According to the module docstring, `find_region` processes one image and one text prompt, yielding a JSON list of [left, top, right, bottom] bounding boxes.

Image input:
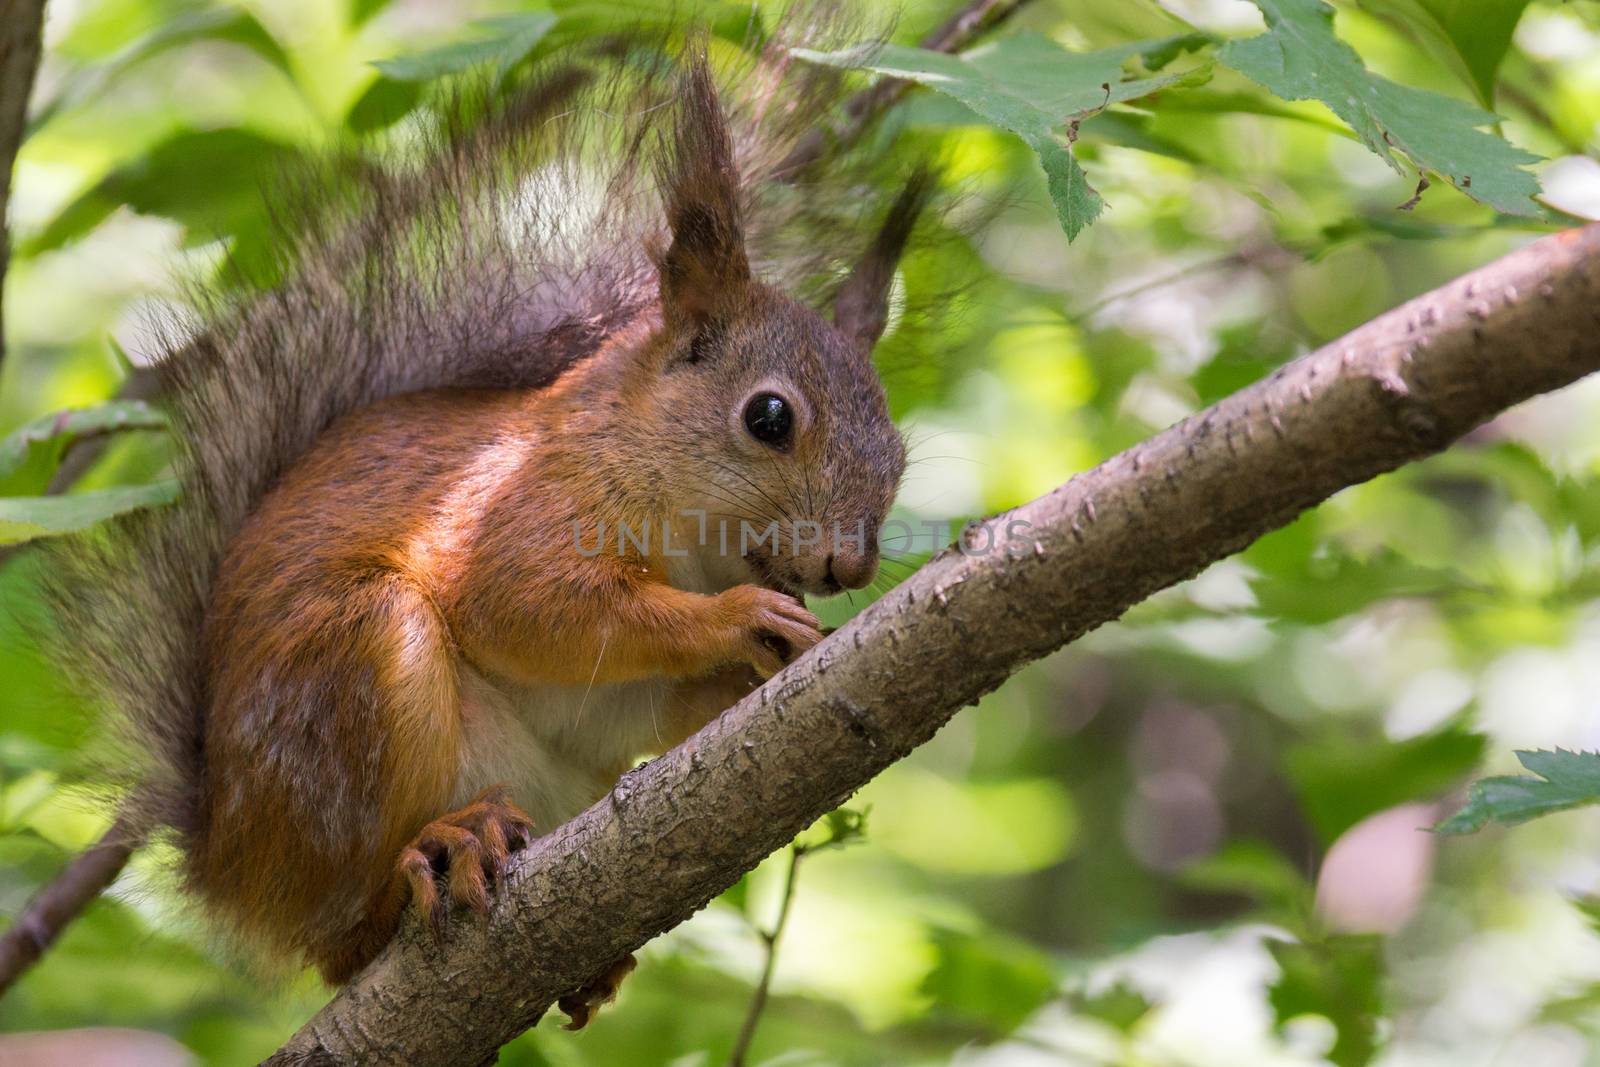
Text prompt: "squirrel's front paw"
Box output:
[[396, 785, 535, 936], [717, 585, 823, 677]]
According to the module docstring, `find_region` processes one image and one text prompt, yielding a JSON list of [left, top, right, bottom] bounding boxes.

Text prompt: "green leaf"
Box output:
[[0, 482, 180, 545], [1267, 934, 1385, 1067], [1220, 0, 1541, 216], [1436, 749, 1600, 834], [25, 128, 301, 255], [373, 13, 557, 82], [1179, 839, 1311, 913], [795, 806, 869, 853], [1250, 544, 1468, 624], [349, 0, 392, 29], [795, 33, 1211, 241], [1359, 0, 1531, 106], [1067, 981, 1154, 1033], [921, 925, 1058, 1032], [345, 76, 425, 134], [29, 8, 293, 136], [1286, 726, 1486, 845], [0, 401, 168, 495]]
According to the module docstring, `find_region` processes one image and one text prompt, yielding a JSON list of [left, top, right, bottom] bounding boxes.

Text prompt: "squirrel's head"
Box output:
[[621, 52, 922, 598]]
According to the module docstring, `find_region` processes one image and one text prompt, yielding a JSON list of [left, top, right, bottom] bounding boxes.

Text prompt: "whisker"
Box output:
[[702, 455, 792, 520], [575, 634, 608, 724], [696, 482, 775, 523], [694, 484, 775, 524]]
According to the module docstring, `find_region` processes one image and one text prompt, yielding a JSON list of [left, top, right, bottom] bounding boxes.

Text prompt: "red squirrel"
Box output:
[[33, 22, 924, 1028]]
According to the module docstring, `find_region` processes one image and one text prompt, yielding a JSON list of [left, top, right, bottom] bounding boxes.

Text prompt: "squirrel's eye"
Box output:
[[742, 393, 793, 448]]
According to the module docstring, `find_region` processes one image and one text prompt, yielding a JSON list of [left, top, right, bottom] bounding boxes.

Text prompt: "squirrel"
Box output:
[[22, 13, 928, 1029]]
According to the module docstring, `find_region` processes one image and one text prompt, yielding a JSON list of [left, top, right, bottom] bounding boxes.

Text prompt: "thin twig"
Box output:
[[0, 812, 143, 995], [727, 846, 805, 1067]]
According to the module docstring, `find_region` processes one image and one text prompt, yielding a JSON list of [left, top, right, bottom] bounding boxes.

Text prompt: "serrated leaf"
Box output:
[[1267, 934, 1385, 1067], [795, 33, 1211, 241], [1221, 0, 1541, 216], [0, 482, 180, 545], [373, 13, 557, 82], [1360, 0, 1531, 105], [1436, 749, 1600, 834], [0, 401, 169, 494]]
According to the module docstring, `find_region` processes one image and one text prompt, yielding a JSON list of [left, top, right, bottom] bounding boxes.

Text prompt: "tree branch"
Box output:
[[268, 225, 1600, 1065], [0, 814, 141, 994], [0, 0, 48, 372]]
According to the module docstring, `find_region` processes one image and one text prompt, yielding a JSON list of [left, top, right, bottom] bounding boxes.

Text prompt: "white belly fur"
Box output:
[[451, 551, 734, 832], [454, 662, 677, 832]]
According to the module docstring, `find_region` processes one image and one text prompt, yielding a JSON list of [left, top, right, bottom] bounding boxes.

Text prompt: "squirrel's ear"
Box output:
[[656, 49, 750, 329], [833, 167, 935, 355]]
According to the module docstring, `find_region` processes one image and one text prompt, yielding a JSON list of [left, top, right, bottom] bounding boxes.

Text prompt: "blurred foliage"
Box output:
[[3, 0, 1600, 1064]]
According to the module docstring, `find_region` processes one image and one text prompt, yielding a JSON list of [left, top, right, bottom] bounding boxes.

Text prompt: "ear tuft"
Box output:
[[656, 46, 750, 328], [833, 166, 936, 355]]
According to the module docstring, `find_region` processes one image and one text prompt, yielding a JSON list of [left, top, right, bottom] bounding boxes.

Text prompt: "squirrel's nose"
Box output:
[[827, 548, 878, 591]]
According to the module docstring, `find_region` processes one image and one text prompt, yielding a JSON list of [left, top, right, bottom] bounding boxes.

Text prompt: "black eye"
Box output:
[[742, 393, 793, 448]]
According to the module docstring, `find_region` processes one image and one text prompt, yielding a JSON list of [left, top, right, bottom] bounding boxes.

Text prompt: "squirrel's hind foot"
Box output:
[[397, 786, 536, 935], [558, 953, 638, 1030]]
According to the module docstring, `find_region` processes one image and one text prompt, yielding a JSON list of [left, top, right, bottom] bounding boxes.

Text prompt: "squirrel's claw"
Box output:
[[396, 786, 536, 936], [557, 953, 638, 1030]]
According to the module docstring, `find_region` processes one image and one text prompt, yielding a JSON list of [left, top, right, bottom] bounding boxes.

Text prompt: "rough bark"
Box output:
[[267, 225, 1600, 1065], [0, 0, 47, 371]]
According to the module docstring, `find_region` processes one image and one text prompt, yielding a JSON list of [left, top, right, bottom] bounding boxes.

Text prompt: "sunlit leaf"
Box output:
[[25, 128, 301, 255], [795, 34, 1212, 240], [862, 768, 1076, 875], [0, 482, 179, 545], [29, 8, 293, 135], [1436, 749, 1600, 834], [1221, 0, 1542, 215]]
